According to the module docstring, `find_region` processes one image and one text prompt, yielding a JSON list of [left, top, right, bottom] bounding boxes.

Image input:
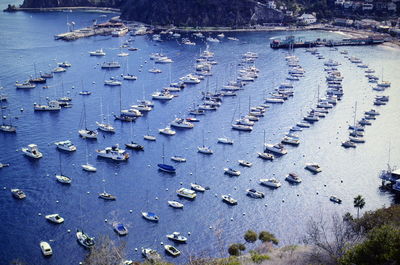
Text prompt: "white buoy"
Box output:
[[56, 200, 59, 203], [155, 197, 158, 200], [105, 219, 108, 222], [38, 213, 42, 216], [166, 188, 169, 191], [87, 191, 90, 194], [214, 194, 217, 197], [188, 232, 191, 235], [264, 204, 267, 207], [3, 187, 6, 190], [129, 210, 133, 213], [180, 182, 183, 185], [67, 229, 71, 233], [230, 218, 233, 221], [190, 172, 192, 175], [135, 248, 138, 251], [148, 164, 150, 167], [209, 226, 212, 229], [282, 199, 285, 202], [160, 242, 164, 245], [242, 213, 246, 215]]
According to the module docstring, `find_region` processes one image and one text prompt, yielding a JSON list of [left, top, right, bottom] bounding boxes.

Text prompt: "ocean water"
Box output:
[[1, 2, 400, 264]]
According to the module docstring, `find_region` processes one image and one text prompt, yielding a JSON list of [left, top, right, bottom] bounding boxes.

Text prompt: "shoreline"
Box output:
[[5, 6, 120, 13]]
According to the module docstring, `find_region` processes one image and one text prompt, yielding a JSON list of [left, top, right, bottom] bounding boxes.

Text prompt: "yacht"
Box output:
[[191, 183, 206, 192], [89, 49, 106, 56], [168, 200, 184, 208], [34, 100, 61, 111], [176, 188, 196, 199], [99, 192, 116, 200], [296, 122, 310, 128], [142, 248, 161, 262], [349, 135, 365, 143], [144, 135, 157, 141], [259, 178, 281, 188], [104, 79, 122, 86], [125, 141, 144, 151], [198, 146, 213, 154], [222, 194, 238, 205], [55, 140, 77, 152], [224, 168, 240, 176], [52, 66, 66, 73], [142, 212, 159, 222], [101, 61, 121, 69], [171, 156, 186, 162], [166, 232, 187, 243], [148, 68, 162, 73], [231, 123, 253, 131], [170, 118, 194, 129], [264, 143, 287, 155], [96, 145, 129, 161], [11, 189, 26, 199], [113, 223, 128, 236], [159, 127, 176, 136], [123, 74, 137, 80], [131, 104, 152, 112], [45, 214, 64, 224], [246, 189, 265, 199], [180, 74, 201, 84], [217, 137, 234, 144], [152, 91, 174, 100], [157, 163, 176, 173], [257, 152, 274, 160], [329, 196, 342, 204], [58, 61, 71, 68], [96, 122, 116, 133], [40, 241, 53, 256], [21, 144, 43, 159], [238, 160, 252, 167], [165, 245, 181, 256], [285, 172, 302, 183], [55, 174, 72, 184], [305, 163, 322, 173], [281, 135, 300, 146], [121, 108, 142, 117], [76, 230, 95, 248], [82, 163, 97, 172], [342, 140, 356, 148], [79, 129, 98, 139]]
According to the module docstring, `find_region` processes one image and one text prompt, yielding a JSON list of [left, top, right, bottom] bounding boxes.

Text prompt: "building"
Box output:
[[268, 0, 276, 9], [297, 14, 317, 24], [362, 3, 374, 11]]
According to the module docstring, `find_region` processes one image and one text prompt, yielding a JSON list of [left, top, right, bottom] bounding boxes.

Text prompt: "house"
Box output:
[[388, 2, 397, 11], [333, 18, 354, 26], [362, 3, 374, 11], [268, 0, 276, 9], [297, 13, 317, 24]]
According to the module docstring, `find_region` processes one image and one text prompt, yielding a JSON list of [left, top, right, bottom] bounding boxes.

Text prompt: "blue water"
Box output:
[[1, 2, 400, 264]]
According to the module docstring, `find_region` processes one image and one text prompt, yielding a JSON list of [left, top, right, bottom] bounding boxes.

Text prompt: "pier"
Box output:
[[54, 21, 127, 41]]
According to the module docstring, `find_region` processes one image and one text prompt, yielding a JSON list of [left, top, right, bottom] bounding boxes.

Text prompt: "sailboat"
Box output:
[[29, 63, 46, 84], [257, 130, 274, 160], [0, 103, 16, 133], [349, 102, 365, 144], [144, 119, 157, 141], [217, 125, 233, 144], [122, 57, 137, 80], [114, 86, 135, 122], [81, 141, 97, 172], [99, 179, 116, 200], [55, 153, 72, 184], [157, 144, 176, 173], [96, 98, 115, 133], [125, 122, 144, 150], [198, 130, 213, 154], [78, 101, 98, 139]]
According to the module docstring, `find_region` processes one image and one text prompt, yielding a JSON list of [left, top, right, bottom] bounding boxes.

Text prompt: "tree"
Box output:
[[354, 195, 366, 218], [244, 230, 257, 243], [258, 231, 279, 245], [82, 235, 126, 265], [228, 243, 246, 256]]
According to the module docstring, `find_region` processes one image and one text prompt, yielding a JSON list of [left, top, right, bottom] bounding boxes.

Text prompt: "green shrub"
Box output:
[[250, 251, 270, 263], [228, 243, 246, 256], [258, 231, 279, 245], [244, 230, 257, 243]]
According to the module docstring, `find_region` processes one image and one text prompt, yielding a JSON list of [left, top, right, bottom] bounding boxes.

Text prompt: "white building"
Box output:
[[362, 3, 374, 11], [298, 14, 317, 24], [268, 0, 276, 9]]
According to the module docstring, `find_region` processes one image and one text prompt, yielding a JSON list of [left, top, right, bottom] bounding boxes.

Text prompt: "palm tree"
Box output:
[[353, 195, 366, 218]]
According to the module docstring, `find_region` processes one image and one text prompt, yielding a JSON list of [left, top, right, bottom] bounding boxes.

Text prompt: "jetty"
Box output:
[[54, 21, 127, 41]]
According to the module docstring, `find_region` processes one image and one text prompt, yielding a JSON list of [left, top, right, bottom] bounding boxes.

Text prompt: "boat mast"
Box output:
[[59, 152, 63, 175]]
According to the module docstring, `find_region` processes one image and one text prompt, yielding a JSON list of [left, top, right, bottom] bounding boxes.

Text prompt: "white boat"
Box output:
[[58, 61, 71, 68], [231, 123, 253, 131], [180, 74, 201, 84], [121, 108, 142, 117], [218, 137, 234, 144], [34, 100, 61, 111], [15, 81, 36, 89], [265, 97, 284, 104], [89, 49, 106, 56], [104, 79, 122, 86], [227, 37, 239, 41], [45, 213, 64, 224], [171, 156, 186, 162], [349, 135, 365, 143], [99, 192, 116, 200], [259, 178, 281, 188], [52, 67, 66, 73], [257, 152, 274, 160], [152, 91, 174, 100], [117, 52, 129, 57], [79, 91, 91, 95], [76, 229, 95, 248], [285, 172, 302, 183], [168, 200, 184, 208], [224, 168, 240, 176], [238, 160, 252, 167], [40, 241, 52, 256], [101, 61, 121, 69], [142, 212, 159, 222], [198, 146, 213, 154], [191, 183, 206, 192], [125, 141, 144, 151], [305, 163, 322, 173], [148, 68, 162, 73], [79, 129, 98, 139], [142, 248, 161, 262], [330, 195, 342, 204], [144, 135, 157, 141], [170, 118, 194, 129], [113, 223, 128, 236], [166, 232, 187, 243], [246, 189, 265, 198], [53, 140, 76, 152], [296, 122, 310, 128], [342, 140, 356, 148], [21, 144, 42, 159], [159, 127, 176, 136], [55, 174, 72, 184], [176, 188, 196, 199], [206, 37, 220, 43], [131, 104, 152, 112], [221, 194, 238, 205], [123, 74, 137, 80], [155, 57, 173, 64], [96, 145, 129, 161], [164, 245, 181, 256], [11, 189, 26, 199], [82, 163, 97, 172], [96, 122, 116, 133], [281, 135, 300, 146]]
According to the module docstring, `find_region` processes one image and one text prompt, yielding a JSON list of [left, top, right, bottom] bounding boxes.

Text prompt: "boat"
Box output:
[[55, 140, 76, 152], [15, 81, 36, 89], [148, 68, 162, 73], [152, 91, 174, 100], [96, 121, 115, 133], [198, 146, 213, 154], [52, 67, 66, 73], [296, 122, 310, 128], [40, 72, 53, 79], [191, 183, 206, 192], [170, 118, 194, 129], [305, 163, 322, 173], [221, 194, 238, 205], [40, 241, 52, 256], [121, 108, 142, 117], [238, 160, 252, 167], [166, 232, 187, 243], [144, 135, 156, 141], [89, 49, 106, 56], [180, 74, 201, 84], [113, 223, 128, 236], [79, 91, 91, 95], [21, 144, 42, 159], [231, 123, 253, 131], [342, 140, 356, 148], [264, 143, 288, 155], [257, 152, 274, 160], [281, 135, 300, 146], [131, 104, 152, 112], [104, 79, 122, 86], [55, 174, 71, 184], [177, 188, 196, 199], [76, 229, 95, 248], [125, 141, 144, 151], [171, 156, 186, 162], [142, 212, 160, 222], [101, 61, 121, 69], [99, 192, 116, 200], [285, 172, 302, 183], [79, 102, 98, 139], [34, 100, 61, 111], [164, 245, 181, 256], [157, 144, 176, 173], [11, 189, 26, 199], [329, 196, 342, 204], [58, 61, 71, 68], [259, 178, 281, 188], [168, 200, 184, 208], [246, 189, 265, 199], [0, 163, 10, 168], [45, 213, 64, 224], [364, 109, 380, 116], [224, 168, 241, 176], [159, 126, 176, 136], [142, 248, 161, 262], [96, 145, 129, 161], [218, 137, 234, 145], [82, 163, 97, 172]]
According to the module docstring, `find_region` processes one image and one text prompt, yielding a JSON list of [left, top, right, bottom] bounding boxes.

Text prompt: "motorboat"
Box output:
[[297, 122, 310, 128], [122, 74, 137, 80], [121, 108, 142, 117], [222, 194, 238, 205], [55, 174, 72, 184], [58, 61, 71, 68], [104, 79, 122, 86], [79, 129, 98, 139], [281, 135, 300, 146], [257, 152, 274, 160], [142, 212, 159, 222], [330, 196, 342, 204], [142, 248, 161, 262], [290, 126, 303, 132], [96, 145, 129, 161], [305, 163, 322, 173], [52, 67, 66, 73], [131, 104, 152, 112], [152, 91, 174, 100], [76, 229, 95, 248], [155, 56, 173, 64], [148, 68, 162, 73], [168, 200, 184, 208], [0, 124, 16, 133], [170, 118, 194, 129], [264, 143, 287, 155], [180, 74, 201, 84], [198, 146, 213, 154], [246, 189, 265, 199], [40, 241, 52, 256], [166, 232, 187, 243], [117, 52, 129, 57], [0, 163, 10, 168], [238, 160, 252, 167], [342, 140, 356, 148], [113, 223, 128, 236], [349, 135, 365, 143], [259, 178, 281, 188], [191, 183, 206, 192], [159, 127, 176, 136], [82, 163, 97, 172], [157, 163, 176, 173], [224, 168, 241, 176], [285, 172, 302, 183], [21, 144, 43, 159], [34, 100, 61, 111], [55, 140, 77, 152], [231, 123, 253, 131], [164, 245, 181, 256], [79, 91, 91, 95], [101, 61, 121, 69], [218, 137, 234, 144], [89, 49, 106, 56], [11, 189, 26, 199], [189, 109, 205, 115], [99, 192, 116, 200], [171, 156, 186, 162], [40, 72, 53, 78], [125, 141, 144, 151], [176, 188, 196, 199], [364, 109, 380, 116], [15, 81, 36, 89], [45, 214, 64, 224]]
